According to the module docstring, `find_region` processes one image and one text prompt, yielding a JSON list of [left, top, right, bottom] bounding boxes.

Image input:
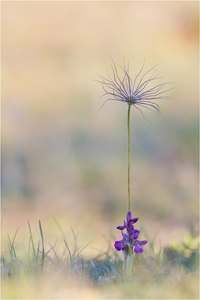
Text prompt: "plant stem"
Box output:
[[127, 103, 131, 211], [123, 249, 134, 279]]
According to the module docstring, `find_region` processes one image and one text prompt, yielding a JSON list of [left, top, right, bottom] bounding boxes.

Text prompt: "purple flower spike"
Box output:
[[114, 211, 148, 255]]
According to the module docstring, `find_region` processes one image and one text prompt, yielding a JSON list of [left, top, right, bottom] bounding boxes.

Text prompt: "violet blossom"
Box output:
[[114, 211, 148, 254]]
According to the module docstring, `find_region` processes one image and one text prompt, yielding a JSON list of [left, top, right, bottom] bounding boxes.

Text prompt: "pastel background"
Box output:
[[2, 1, 198, 299]]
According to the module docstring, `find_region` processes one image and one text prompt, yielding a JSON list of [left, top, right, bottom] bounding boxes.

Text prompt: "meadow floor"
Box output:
[[2, 216, 199, 299]]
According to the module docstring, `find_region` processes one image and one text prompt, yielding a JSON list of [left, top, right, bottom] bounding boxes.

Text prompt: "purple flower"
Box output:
[[134, 240, 148, 254], [114, 211, 148, 255], [117, 211, 138, 231], [114, 240, 126, 251]]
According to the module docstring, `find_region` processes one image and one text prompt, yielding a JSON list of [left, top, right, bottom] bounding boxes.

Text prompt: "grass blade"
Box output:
[[28, 221, 36, 257], [39, 220, 45, 269], [7, 229, 19, 258], [63, 239, 72, 267]]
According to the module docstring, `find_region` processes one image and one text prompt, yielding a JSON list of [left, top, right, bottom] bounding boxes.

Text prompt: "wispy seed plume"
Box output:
[[98, 59, 172, 115]]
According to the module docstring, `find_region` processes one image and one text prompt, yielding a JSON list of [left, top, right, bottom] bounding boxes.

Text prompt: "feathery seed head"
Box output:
[[98, 59, 172, 114]]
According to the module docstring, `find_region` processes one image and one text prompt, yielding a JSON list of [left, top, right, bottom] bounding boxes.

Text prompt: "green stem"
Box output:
[[127, 103, 131, 211], [123, 249, 134, 279]]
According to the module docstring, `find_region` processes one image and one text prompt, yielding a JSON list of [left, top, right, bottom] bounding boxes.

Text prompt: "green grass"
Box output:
[[1, 220, 199, 299]]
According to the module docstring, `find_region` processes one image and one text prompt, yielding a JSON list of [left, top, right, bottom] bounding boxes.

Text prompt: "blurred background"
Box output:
[[2, 1, 199, 255]]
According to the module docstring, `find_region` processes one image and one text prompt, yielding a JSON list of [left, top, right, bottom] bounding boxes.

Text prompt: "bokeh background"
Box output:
[[1, 1, 199, 298]]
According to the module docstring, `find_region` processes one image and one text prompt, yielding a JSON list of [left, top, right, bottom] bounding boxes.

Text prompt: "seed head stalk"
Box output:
[[127, 103, 131, 211], [98, 59, 171, 215]]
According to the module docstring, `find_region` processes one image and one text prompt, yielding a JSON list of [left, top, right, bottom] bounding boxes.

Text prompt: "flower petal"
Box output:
[[138, 240, 148, 246], [132, 229, 140, 239], [116, 225, 126, 230], [114, 240, 126, 251], [126, 211, 132, 222], [131, 217, 139, 224], [134, 245, 144, 254]]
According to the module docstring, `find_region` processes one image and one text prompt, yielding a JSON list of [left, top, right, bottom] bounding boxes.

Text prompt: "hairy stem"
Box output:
[[127, 103, 131, 211]]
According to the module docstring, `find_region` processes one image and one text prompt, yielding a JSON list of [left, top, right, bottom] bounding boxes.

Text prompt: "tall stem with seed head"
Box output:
[[127, 103, 131, 211]]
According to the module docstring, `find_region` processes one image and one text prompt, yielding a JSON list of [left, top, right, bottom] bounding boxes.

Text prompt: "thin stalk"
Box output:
[[28, 221, 36, 258], [127, 103, 131, 211], [123, 249, 134, 279], [39, 220, 45, 269]]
